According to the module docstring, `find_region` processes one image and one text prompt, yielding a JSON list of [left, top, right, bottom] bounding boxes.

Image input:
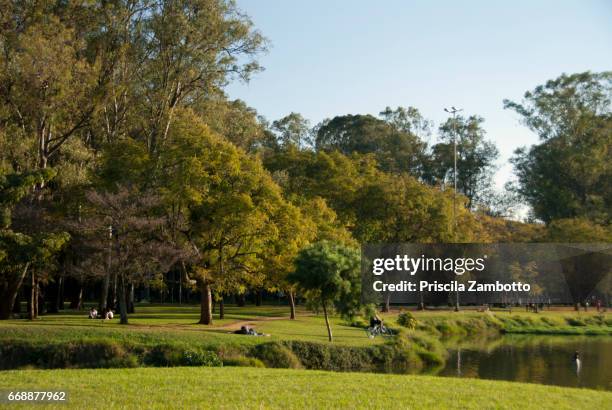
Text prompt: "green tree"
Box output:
[[315, 114, 427, 175], [159, 110, 284, 325], [271, 112, 312, 149], [504, 71, 611, 224], [423, 115, 499, 209], [0, 169, 69, 319], [289, 241, 361, 342]]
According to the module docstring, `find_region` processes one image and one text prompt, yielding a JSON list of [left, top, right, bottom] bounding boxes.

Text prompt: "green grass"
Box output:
[[0, 366, 610, 409], [384, 309, 612, 337], [0, 304, 384, 348], [0, 305, 609, 374]]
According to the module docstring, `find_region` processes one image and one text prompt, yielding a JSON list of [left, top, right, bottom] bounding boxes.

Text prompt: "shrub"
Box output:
[[0, 340, 137, 369], [223, 356, 265, 368], [251, 342, 302, 369], [566, 317, 586, 327], [144, 345, 221, 367], [181, 349, 223, 367], [396, 312, 418, 329], [283, 341, 373, 372]]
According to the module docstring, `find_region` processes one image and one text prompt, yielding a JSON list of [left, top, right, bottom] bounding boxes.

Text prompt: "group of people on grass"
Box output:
[[88, 307, 114, 320]]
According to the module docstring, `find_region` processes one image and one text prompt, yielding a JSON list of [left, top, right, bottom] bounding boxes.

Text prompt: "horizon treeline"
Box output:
[[1, 1, 610, 324]]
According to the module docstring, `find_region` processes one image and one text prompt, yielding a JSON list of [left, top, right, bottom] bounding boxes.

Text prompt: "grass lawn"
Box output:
[[0, 366, 610, 409], [0, 304, 386, 347]]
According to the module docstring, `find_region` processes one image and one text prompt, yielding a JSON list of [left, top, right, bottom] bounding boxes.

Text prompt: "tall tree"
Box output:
[[134, 0, 267, 155], [504, 72, 611, 224], [271, 112, 312, 149], [315, 114, 427, 175], [423, 115, 499, 209]]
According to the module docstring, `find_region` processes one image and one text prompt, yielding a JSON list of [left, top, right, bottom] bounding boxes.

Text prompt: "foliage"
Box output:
[[505, 71, 611, 224], [396, 312, 418, 330], [251, 342, 302, 369], [315, 113, 427, 175], [423, 115, 499, 209]]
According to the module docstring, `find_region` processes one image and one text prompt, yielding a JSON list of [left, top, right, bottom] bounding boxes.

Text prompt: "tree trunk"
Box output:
[[321, 299, 333, 342], [178, 269, 182, 305], [0, 263, 30, 320], [69, 284, 83, 310], [255, 290, 262, 306], [199, 281, 213, 325], [58, 275, 64, 310], [76, 285, 83, 310], [118, 273, 128, 324], [109, 272, 118, 309], [127, 283, 135, 313], [100, 272, 110, 311], [219, 296, 224, 320], [237, 293, 246, 307], [28, 271, 36, 320], [48, 276, 62, 313], [454, 289, 460, 312], [382, 293, 390, 312], [288, 290, 296, 320], [12, 292, 21, 314]]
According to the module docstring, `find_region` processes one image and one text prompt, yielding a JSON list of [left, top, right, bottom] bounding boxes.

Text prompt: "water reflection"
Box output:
[[438, 335, 612, 390]]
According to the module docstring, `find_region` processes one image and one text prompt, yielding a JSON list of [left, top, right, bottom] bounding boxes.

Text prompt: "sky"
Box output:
[[226, 0, 612, 189]]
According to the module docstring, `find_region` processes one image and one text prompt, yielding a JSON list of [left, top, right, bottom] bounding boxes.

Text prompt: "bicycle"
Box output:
[[365, 324, 392, 339]]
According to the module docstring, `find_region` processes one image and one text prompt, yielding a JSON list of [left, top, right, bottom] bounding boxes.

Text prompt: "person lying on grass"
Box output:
[[233, 325, 265, 336]]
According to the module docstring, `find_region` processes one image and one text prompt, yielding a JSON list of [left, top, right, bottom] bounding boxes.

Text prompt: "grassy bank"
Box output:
[[0, 305, 609, 372], [386, 310, 612, 337], [1, 366, 610, 409]]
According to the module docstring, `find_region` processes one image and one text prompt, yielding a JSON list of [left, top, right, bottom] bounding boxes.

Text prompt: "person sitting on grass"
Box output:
[[88, 307, 98, 319], [105, 309, 114, 320]]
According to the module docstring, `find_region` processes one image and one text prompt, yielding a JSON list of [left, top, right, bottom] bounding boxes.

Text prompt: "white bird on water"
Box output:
[[574, 351, 582, 376]]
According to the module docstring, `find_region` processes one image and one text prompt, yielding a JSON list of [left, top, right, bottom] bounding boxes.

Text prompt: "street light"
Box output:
[[443, 107, 463, 232], [444, 107, 463, 312]]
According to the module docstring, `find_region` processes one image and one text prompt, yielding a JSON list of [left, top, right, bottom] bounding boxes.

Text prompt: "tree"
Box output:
[[159, 110, 283, 325], [262, 202, 316, 319], [0, 9, 103, 175], [0, 169, 69, 319], [315, 114, 427, 175], [379, 106, 433, 141], [289, 241, 360, 342], [197, 99, 268, 152], [423, 115, 499, 209], [271, 112, 312, 149], [134, 0, 267, 155], [504, 71, 611, 224], [78, 187, 179, 324], [544, 218, 611, 242]]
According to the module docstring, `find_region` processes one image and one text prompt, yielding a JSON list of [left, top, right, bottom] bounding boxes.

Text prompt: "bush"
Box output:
[[223, 356, 265, 368], [251, 342, 302, 369], [0, 340, 137, 370], [144, 345, 222, 367], [396, 312, 418, 330], [566, 317, 586, 327], [283, 341, 373, 372], [181, 349, 223, 367]]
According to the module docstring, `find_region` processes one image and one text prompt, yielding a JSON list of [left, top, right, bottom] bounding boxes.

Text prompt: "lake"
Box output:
[[438, 335, 612, 390]]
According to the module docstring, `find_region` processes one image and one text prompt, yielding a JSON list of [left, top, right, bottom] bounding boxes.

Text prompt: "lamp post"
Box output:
[[444, 106, 463, 232], [444, 107, 462, 312]]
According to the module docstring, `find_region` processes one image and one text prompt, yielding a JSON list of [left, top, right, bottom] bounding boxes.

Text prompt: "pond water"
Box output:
[[438, 335, 612, 390]]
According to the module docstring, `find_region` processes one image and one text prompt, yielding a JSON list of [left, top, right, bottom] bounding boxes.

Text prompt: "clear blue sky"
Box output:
[[226, 0, 612, 188]]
